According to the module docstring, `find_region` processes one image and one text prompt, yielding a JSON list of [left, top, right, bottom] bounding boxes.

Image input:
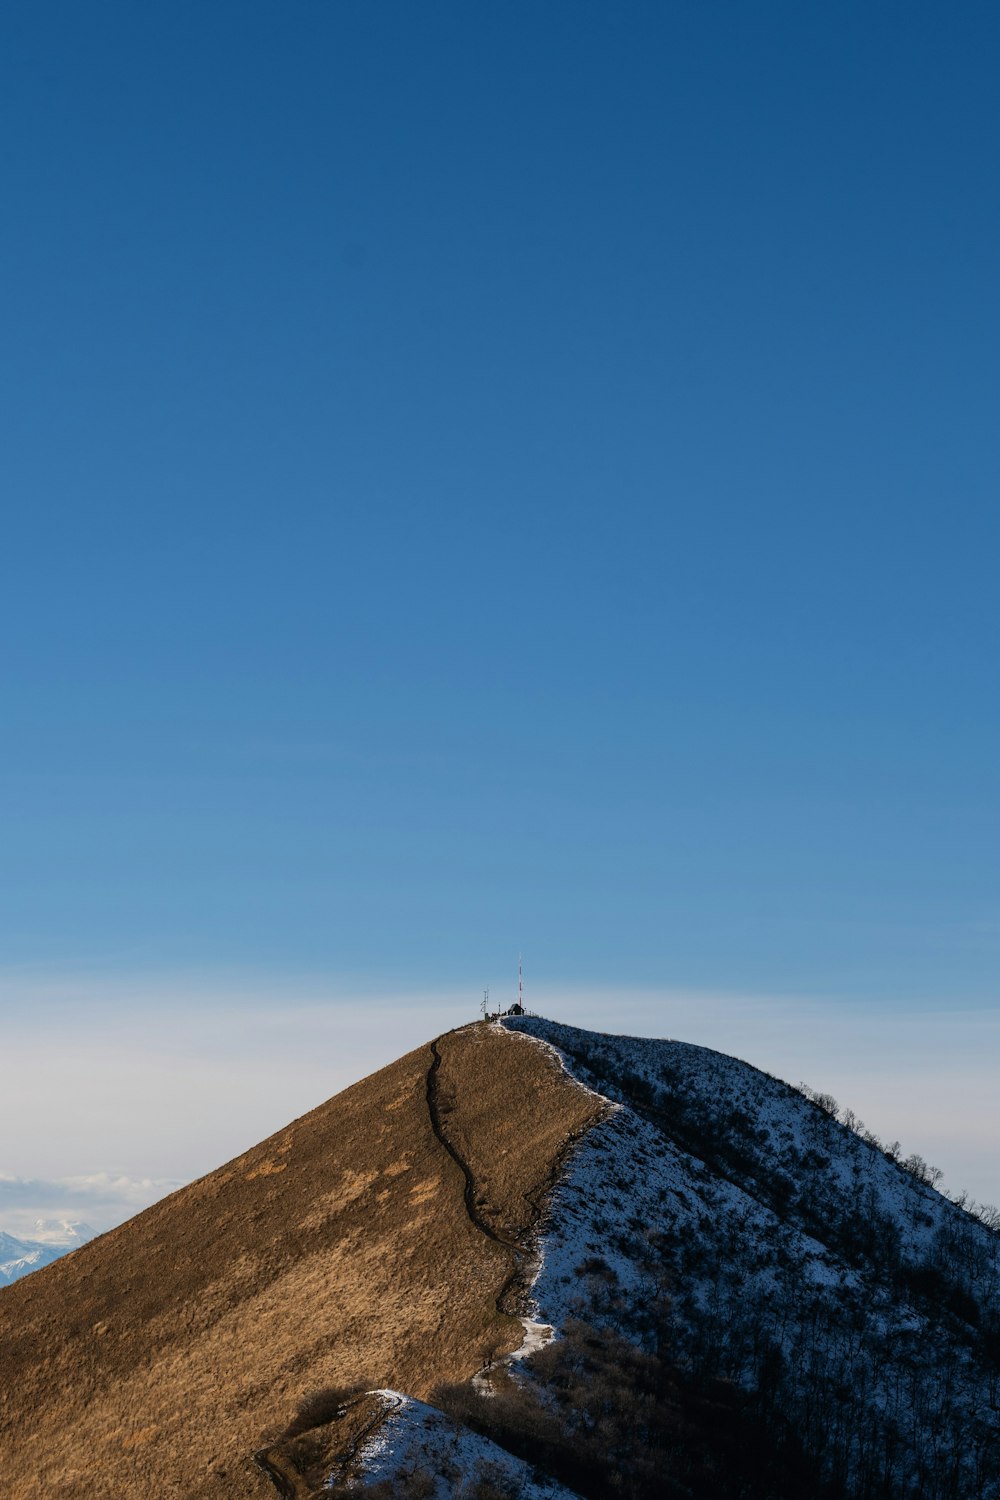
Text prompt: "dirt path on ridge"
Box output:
[[425, 1034, 528, 1318]]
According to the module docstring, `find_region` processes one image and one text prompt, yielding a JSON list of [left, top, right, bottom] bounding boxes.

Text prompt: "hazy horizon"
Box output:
[[2, 972, 996, 1236]]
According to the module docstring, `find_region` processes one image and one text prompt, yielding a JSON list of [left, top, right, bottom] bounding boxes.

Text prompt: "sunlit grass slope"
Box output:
[[0, 1025, 601, 1500]]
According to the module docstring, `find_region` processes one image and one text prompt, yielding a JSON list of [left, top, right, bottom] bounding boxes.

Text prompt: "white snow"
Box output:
[[29, 1218, 94, 1246], [348, 1016, 1000, 1497], [352, 1391, 577, 1498], [0, 1224, 94, 1286], [497, 1016, 1000, 1499], [511, 1317, 554, 1361]]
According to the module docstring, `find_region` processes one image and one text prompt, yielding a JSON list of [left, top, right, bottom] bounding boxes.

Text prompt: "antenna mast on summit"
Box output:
[[518, 954, 523, 1012]]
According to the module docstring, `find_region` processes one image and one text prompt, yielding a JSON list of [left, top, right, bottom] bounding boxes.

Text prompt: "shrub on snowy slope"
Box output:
[[432, 1317, 836, 1500], [503, 1017, 1000, 1500]]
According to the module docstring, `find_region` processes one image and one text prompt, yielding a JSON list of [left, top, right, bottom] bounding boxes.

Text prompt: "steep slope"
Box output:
[[343, 1390, 578, 1498], [353, 1018, 999, 1499], [0, 1025, 602, 1500], [8, 1016, 996, 1500], [488, 1017, 1000, 1500]]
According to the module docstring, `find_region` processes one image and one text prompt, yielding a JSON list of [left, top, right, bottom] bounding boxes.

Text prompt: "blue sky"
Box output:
[[1, 4, 998, 1221]]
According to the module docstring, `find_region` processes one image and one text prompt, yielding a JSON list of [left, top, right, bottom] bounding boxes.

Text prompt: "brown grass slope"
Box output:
[[0, 1024, 602, 1500]]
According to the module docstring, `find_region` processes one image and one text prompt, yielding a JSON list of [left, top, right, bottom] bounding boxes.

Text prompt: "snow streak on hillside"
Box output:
[[360, 1392, 578, 1499], [504, 1017, 1000, 1500]]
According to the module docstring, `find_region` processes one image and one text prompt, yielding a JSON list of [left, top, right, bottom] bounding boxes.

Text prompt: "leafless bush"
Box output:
[[284, 1383, 368, 1438], [797, 1083, 838, 1116], [465, 1467, 523, 1499], [902, 1152, 944, 1188], [345, 1466, 436, 1498]]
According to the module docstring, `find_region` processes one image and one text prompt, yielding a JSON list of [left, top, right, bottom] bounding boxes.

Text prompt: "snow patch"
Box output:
[[354, 1393, 577, 1498]]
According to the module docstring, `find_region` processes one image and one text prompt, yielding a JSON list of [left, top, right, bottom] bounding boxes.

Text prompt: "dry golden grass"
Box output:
[[0, 1023, 603, 1499], [436, 1025, 598, 1251]]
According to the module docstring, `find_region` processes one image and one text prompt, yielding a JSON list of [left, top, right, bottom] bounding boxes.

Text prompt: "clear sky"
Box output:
[[2, 4, 998, 1228]]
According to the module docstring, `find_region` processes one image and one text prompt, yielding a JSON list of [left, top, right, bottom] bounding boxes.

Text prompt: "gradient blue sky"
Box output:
[[2, 4, 998, 1222]]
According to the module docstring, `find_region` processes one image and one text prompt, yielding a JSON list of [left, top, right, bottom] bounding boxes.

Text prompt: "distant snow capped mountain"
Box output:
[[0, 1223, 94, 1285], [29, 1218, 95, 1247]]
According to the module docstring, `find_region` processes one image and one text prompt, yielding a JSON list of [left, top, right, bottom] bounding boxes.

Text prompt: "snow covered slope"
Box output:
[[502, 1017, 1000, 1500], [357, 1391, 578, 1499]]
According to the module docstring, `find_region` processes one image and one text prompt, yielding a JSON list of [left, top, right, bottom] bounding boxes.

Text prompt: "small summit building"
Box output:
[[482, 957, 526, 1020]]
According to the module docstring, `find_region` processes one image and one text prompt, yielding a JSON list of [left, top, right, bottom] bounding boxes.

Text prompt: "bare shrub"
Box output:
[[977, 1202, 1000, 1232], [284, 1383, 368, 1439], [467, 1466, 523, 1499], [342, 1466, 436, 1498], [431, 1317, 829, 1500]]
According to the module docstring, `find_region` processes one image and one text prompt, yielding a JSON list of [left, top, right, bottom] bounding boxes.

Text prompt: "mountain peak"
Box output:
[[0, 1024, 601, 1497], [29, 1219, 95, 1247], [2, 1018, 997, 1499]]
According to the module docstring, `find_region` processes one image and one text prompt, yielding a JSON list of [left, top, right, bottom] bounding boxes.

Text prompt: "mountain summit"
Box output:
[[0, 1023, 599, 1498], [1, 1019, 997, 1500]]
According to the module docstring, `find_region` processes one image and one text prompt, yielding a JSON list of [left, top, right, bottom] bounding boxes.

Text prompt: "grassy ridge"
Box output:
[[0, 1025, 601, 1499]]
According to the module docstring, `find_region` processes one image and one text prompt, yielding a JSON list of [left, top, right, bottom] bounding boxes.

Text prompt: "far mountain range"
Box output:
[[0, 1220, 94, 1286]]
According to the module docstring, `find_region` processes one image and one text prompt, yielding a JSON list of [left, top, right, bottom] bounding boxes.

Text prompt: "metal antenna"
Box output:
[[518, 954, 523, 1012], [482, 986, 490, 1020]]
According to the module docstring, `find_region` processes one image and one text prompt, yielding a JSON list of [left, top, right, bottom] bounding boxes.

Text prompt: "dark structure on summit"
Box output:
[[483, 957, 526, 1021]]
